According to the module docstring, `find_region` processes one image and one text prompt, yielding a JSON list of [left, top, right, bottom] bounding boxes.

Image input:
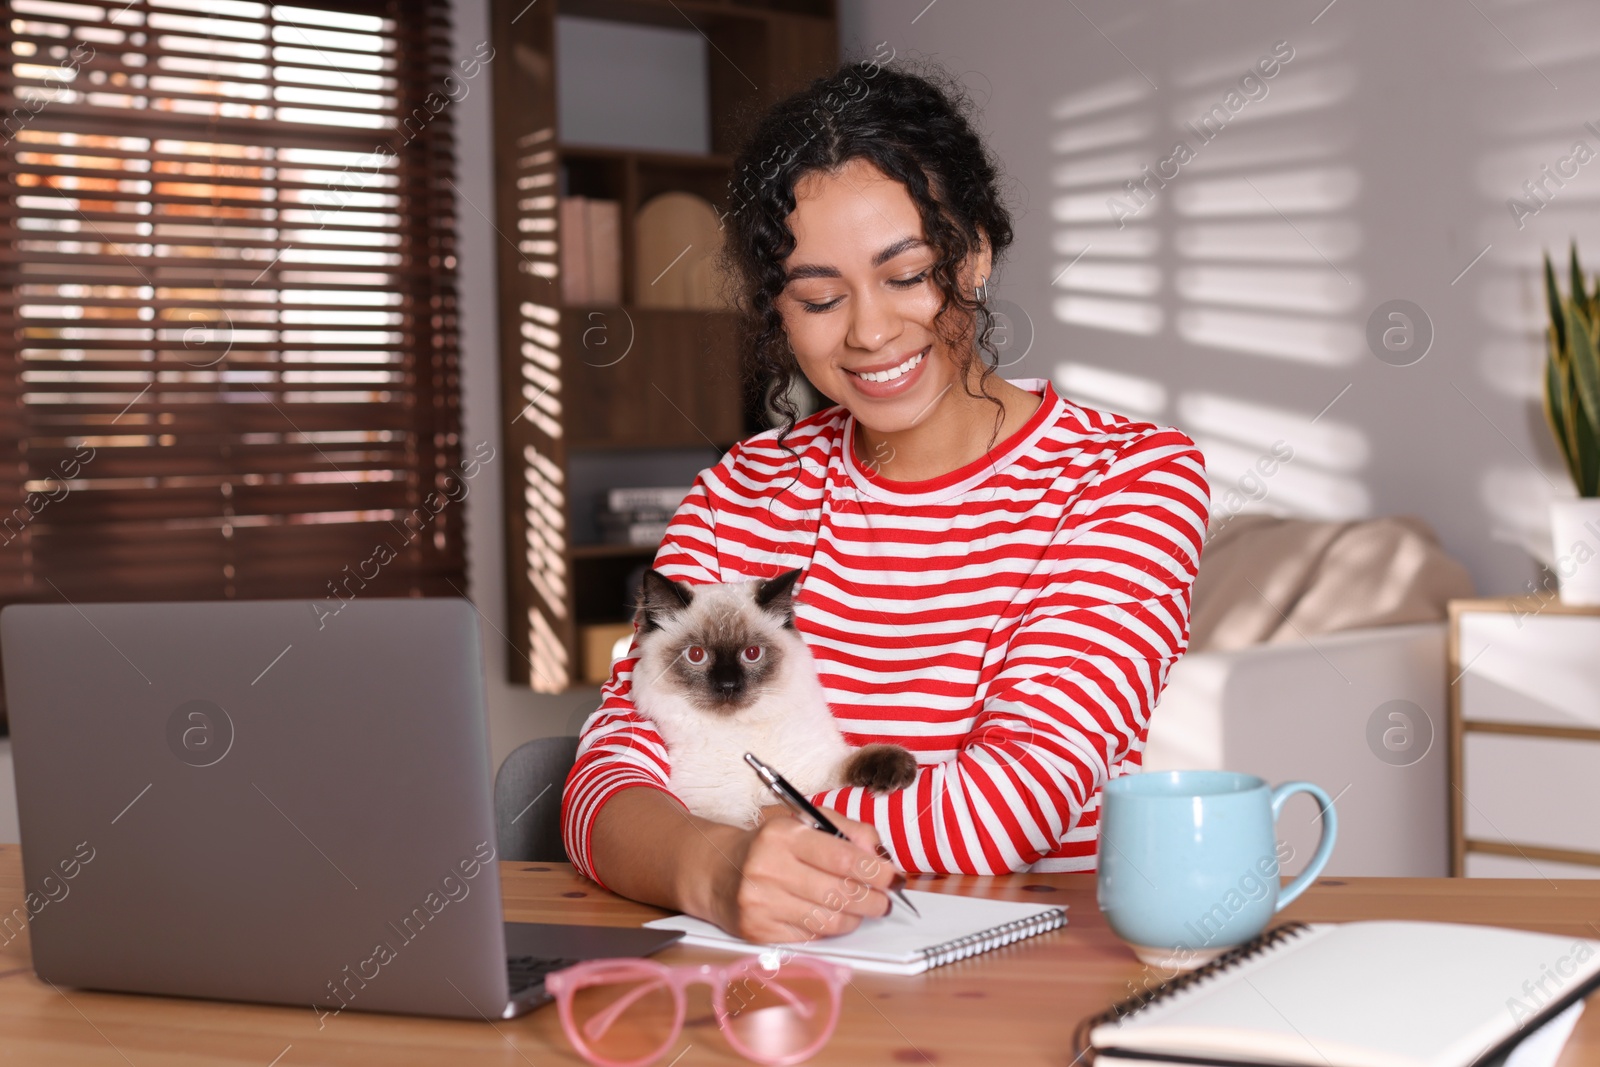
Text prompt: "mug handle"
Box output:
[[1269, 781, 1338, 911]]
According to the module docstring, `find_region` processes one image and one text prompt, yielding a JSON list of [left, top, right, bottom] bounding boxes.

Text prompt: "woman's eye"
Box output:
[[793, 272, 925, 313], [685, 646, 707, 665], [741, 645, 763, 663]]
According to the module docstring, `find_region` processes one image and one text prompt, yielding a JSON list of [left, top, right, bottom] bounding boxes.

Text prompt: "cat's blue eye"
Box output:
[[685, 645, 707, 665], [741, 645, 763, 663]]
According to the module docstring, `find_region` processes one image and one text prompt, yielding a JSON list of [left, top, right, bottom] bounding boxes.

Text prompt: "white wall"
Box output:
[[840, 0, 1600, 598], [453, 0, 1600, 771], [454, 0, 604, 773]]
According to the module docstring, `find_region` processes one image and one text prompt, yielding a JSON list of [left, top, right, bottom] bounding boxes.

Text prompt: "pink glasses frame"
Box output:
[[544, 954, 852, 1067]]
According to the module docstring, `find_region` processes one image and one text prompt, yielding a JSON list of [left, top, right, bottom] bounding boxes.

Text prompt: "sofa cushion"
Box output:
[[1187, 514, 1476, 653]]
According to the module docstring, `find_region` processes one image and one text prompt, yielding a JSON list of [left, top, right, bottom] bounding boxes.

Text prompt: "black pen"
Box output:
[[743, 752, 920, 918]]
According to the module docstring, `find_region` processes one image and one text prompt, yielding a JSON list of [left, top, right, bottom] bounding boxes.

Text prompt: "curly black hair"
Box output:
[[720, 59, 1015, 455]]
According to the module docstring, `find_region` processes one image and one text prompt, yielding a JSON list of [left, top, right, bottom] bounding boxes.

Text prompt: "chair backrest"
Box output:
[[494, 735, 581, 863]]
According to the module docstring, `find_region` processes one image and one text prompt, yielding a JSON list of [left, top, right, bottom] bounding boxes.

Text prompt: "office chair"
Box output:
[[494, 735, 581, 862]]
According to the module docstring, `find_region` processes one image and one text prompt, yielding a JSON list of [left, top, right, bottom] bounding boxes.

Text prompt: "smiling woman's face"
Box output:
[[776, 158, 990, 439]]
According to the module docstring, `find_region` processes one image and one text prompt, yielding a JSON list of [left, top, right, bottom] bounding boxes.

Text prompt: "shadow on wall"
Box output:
[[1470, 0, 1600, 569], [503, 123, 572, 690], [1047, 23, 1371, 530]]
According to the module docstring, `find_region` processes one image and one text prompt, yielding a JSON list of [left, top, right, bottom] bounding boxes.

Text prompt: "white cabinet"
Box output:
[[1451, 600, 1600, 878]]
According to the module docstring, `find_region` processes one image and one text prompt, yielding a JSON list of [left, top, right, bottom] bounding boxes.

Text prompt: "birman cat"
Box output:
[[630, 568, 918, 828]]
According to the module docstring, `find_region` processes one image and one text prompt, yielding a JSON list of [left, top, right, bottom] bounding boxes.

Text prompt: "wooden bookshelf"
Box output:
[[488, 0, 838, 691]]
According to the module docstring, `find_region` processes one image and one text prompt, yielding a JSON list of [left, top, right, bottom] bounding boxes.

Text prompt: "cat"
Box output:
[[629, 567, 918, 829]]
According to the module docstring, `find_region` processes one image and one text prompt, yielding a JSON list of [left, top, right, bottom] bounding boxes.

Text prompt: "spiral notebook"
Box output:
[[642, 890, 1066, 976], [1077, 921, 1600, 1067]]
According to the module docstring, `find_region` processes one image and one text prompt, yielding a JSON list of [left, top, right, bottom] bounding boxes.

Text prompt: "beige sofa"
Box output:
[[1143, 622, 1449, 876], [1142, 514, 1474, 878]]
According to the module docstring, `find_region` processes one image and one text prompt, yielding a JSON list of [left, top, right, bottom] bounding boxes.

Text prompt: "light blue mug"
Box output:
[[1097, 770, 1337, 971]]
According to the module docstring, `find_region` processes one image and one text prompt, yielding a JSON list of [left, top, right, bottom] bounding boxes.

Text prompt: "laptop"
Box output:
[[1, 598, 680, 1021]]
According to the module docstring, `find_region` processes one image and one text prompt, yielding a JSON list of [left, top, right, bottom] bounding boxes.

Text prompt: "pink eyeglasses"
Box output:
[[544, 954, 851, 1067]]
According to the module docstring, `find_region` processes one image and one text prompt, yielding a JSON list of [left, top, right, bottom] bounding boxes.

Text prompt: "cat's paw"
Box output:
[[842, 744, 918, 792]]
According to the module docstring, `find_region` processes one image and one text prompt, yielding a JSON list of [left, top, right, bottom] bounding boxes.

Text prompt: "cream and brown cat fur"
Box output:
[[630, 568, 917, 828]]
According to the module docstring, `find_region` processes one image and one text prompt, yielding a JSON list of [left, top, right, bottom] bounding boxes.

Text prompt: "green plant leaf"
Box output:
[[1584, 438, 1600, 497], [1561, 308, 1600, 502], [1567, 301, 1600, 433], [1546, 344, 1582, 489], [1560, 351, 1594, 494], [1574, 398, 1600, 499], [1576, 380, 1600, 496], [1545, 251, 1566, 354], [1572, 242, 1589, 327]]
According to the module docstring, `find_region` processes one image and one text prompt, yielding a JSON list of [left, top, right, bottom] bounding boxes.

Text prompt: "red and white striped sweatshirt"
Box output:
[[561, 378, 1209, 879]]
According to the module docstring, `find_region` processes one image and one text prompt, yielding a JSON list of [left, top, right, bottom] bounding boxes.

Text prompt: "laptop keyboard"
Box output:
[[507, 955, 579, 996]]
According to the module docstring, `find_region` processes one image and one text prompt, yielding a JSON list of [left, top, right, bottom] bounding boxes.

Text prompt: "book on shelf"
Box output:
[[605, 486, 692, 513], [558, 196, 622, 305], [558, 197, 590, 304], [596, 516, 670, 547], [593, 486, 691, 546], [597, 504, 675, 524], [587, 199, 621, 304]]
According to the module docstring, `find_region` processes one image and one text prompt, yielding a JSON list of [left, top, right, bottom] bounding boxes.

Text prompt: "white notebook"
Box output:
[[1085, 921, 1600, 1067], [643, 889, 1066, 976]]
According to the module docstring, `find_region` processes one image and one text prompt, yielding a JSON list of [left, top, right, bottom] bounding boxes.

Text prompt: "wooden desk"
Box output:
[[2, 844, 1597, 1065]]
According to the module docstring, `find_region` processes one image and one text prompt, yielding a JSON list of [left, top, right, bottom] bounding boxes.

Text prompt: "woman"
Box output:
[[560, 63, 1208, 943]]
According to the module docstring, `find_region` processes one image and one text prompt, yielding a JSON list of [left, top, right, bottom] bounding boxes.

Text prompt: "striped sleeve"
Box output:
[[559, 452, 732, 884], [815, 434, 1210, 874]]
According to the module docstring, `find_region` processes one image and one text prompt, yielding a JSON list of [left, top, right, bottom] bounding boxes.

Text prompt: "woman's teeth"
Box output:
[[853, 349, 924, 383]]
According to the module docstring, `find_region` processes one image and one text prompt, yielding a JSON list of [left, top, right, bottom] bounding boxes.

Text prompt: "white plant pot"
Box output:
[[1550, 498, 1600, 605]]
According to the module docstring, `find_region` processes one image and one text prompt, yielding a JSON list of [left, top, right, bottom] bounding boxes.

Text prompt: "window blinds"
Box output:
[[0, 0, 466, 629]]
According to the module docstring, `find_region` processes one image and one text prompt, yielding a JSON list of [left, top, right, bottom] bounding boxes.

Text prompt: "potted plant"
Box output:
[[1543, 244, 1600, 603]]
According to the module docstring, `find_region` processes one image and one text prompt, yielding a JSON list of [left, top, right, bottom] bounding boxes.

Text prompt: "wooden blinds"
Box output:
[[0, 0, 466, 618]]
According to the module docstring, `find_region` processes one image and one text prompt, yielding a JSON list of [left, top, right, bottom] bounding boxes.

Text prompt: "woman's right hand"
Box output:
[[707, 807, 898, 943], [588, 788, 901, 944]]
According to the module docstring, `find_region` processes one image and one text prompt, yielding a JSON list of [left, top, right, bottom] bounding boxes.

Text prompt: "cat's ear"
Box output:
[[637, 570, 694, 632], [754, 568, 802, 626]]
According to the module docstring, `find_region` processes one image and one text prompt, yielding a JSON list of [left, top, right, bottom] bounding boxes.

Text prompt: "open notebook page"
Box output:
[[1093, 922, 1600, 1067], [644, 889, 1066, 976]]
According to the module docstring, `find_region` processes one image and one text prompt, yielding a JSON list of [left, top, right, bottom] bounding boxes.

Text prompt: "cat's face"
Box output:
[[634, 569, 801, 714]]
